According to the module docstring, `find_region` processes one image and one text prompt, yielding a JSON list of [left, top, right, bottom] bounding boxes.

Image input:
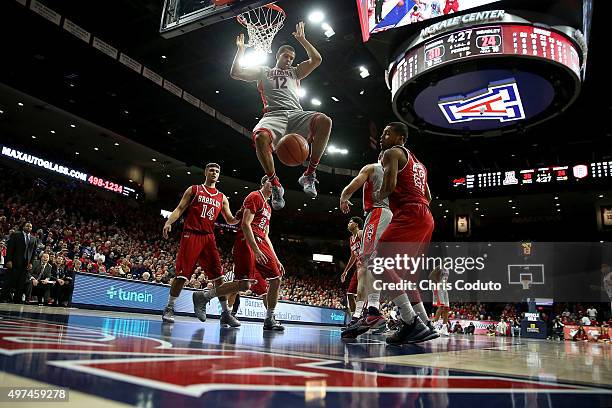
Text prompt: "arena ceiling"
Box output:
[[0, 0, 610, 219]]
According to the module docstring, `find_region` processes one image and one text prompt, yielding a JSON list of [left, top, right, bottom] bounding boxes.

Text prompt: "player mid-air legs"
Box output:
[[230, 22, 332, 210]]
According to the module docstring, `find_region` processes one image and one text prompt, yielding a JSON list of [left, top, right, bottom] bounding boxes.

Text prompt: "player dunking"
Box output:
[[340, 216, 363, 326], [376, 122, 439, 344], [162, 163, 248, 327], [339, 156, 393, 338], [232, 176, 285, 330], [230, 22, 333, 210]]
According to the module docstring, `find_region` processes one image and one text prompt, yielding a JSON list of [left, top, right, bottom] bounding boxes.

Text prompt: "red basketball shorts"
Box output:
[[233, 232, 281, 295], [377, 203, 434, 284], [347, 269, 359, 295], [175, 231, 223, 281]]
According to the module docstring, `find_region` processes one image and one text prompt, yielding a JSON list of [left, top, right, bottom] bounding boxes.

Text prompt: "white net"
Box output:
[[237, 4, 285, 54], [520, 279, 531, 290]]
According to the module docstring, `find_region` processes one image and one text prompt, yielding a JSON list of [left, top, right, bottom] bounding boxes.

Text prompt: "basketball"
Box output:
[[276, 133, 309, 167]]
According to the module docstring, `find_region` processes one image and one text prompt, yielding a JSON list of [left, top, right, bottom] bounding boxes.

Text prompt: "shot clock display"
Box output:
[[1, 145, 138, 199], [452, 161, 612, 191], [391, 24, 581, 98]]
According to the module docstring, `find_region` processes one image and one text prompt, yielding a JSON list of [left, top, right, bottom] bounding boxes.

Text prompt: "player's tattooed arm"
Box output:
[[163, 187, 193, 239], [221, 195, 239, 225], [376, 148, 402, 201], [230, 33, 264, 82], [340, 164, 372, 214], [294, 22, 322, 80]]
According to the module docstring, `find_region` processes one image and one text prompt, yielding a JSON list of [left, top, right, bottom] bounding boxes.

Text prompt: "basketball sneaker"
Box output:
[[162, 306, 175, 323], [220, 310, 241, 328], [298, 173, 318, 198], [263, 315, 285, 331], [271, 184, 285, 210], [341, 309, 387, 339], [192, 291, 210, 322], [425, 320, 441, 340], [341, 316, 360, 332], [385, 316, 436, 345]]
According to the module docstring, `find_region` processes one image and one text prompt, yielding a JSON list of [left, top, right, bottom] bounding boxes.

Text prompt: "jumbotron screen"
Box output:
[[357, 0, 502, 42]]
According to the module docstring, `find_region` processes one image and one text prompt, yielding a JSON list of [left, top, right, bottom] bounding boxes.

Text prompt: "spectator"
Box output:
[[586, 306, 597, 322], [29, 252, 55, 305], [464, 322, 475, 335], [452, 321, 463, 334], [141, 271, 151, 282], [496, 319, 508, 336], [580, 314, 591, 326], [2, 221, 38, 303]]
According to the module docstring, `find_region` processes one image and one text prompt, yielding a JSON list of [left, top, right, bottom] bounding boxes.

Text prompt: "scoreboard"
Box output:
[[391, 24, 581, 99], [452, 161, 612, 190]]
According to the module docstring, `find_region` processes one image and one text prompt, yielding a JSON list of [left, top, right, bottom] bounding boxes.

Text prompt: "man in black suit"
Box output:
[[27, 252, 55, 305], [2, 222, 38, 303]]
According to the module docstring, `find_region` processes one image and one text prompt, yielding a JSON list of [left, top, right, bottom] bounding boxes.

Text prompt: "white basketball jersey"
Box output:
[[362, 163, 390, 212], [257, 66, 302, 113]]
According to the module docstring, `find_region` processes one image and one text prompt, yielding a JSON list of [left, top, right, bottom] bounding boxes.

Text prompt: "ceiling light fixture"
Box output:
[[311, 98, 322, 106], [308, 10, 325, 23], [327, 145, 348, 155], [94, 147, 99, 151], [331, 96, 339, 102], [31, 135, 36, 139], [17, 102, 24, 107], [152, 158, 157, 162], [359, 66, 370, 78], [70, 124, 76, 128]]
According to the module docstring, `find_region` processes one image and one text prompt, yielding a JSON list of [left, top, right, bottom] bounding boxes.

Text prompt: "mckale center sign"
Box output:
[[72, 273, 346, 326]]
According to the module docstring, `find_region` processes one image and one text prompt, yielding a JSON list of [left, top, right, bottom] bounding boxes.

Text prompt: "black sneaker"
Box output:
[[263, 315, 285, 331], [341, 316, 359, 331], [424, 320, 441, 341], [385, 316, 434, 345]]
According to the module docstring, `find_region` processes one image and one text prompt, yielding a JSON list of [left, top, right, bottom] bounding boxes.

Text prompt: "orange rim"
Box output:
[[237, 3, 286, 28]]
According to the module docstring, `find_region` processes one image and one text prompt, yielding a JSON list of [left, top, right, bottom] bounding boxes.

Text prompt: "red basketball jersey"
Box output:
[[236, 191, 271, 239], [389, 146, 429, 212], [349, 233, 361, 258], [183, 185, 224, 234]]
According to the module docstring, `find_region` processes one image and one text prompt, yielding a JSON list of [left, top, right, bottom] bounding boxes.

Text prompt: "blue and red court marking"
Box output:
[[0, 310, 610, 407]]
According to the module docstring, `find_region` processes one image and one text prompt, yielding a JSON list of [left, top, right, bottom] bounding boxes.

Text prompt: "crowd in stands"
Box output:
[[1, 166, 610, 338], [0, 167, 348, 308]]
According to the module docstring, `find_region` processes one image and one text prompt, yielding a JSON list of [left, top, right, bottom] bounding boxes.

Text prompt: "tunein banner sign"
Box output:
[[72, 273, 344, 325]]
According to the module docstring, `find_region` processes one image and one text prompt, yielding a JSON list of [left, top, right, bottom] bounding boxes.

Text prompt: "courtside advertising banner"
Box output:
[[72, 273, 345, 326]]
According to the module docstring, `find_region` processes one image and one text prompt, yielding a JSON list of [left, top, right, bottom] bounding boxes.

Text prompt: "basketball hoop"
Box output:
[[520, 279, 531, 290], [237, 3, 286, 54]]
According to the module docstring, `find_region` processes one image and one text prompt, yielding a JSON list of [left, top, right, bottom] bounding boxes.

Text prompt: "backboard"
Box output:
[[508, 264, 545, 289], [160, 0, 271, 39]]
